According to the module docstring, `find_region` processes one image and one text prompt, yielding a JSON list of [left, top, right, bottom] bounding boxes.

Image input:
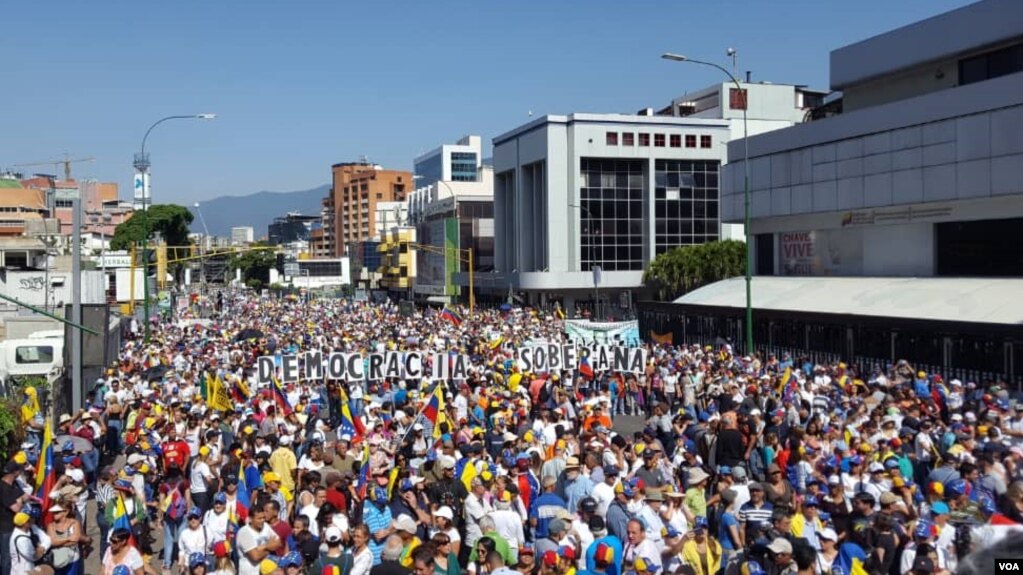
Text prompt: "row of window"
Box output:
[[606, 132, 713, 149]]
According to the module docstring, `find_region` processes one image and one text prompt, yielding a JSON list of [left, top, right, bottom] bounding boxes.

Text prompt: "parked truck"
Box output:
[[0, 335, 64, 396]]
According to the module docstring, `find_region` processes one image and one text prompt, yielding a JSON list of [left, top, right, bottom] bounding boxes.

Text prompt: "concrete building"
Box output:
[[231, 226, 254, 245], [721, 0, 1023, 278], [645, 0, 1023, 384], [325, 162, 412, 257], [0, 177, 48, 236], [492, 113, 731, 314], [409, 135, 494, 302]]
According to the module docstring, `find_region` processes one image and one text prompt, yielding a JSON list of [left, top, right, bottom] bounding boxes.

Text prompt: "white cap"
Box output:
[[127, 453, 146, 465], [393, 514, 417, 534], [820, 528, 838, 541], [279, 435, 293, 446], [324, 526, 343, 543], [413, 423, 424, 431], [65, 469, 85, 483]]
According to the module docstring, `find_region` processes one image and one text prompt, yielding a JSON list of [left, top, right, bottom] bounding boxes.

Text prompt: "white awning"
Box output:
[[674, 276, 1023, 325]]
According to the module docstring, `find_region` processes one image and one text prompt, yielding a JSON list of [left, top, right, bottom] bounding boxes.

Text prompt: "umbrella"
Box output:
[[55, 435, 94, 453], [143, 365, 170, 382], [233, 328, 265, 342]]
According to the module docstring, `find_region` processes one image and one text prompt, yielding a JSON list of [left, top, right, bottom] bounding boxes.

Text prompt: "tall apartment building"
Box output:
[[231, 226, 254, 245], [326, 162, 411, 257]]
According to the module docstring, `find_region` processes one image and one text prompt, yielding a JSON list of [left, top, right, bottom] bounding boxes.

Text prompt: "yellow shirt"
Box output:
[[269, 447, 297, 492]]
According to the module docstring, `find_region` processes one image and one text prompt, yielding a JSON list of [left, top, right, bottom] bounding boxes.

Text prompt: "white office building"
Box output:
[[230, 226, 254, 245], [492, 113, 730, 313], [722, 0, 1023, 278]]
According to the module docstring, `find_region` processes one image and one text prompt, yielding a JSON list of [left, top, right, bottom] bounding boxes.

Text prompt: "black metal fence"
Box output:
[[638, 300, 1023, 388]]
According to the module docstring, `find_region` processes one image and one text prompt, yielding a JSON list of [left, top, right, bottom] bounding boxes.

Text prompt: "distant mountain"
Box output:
[[190, 184, 329, 238]]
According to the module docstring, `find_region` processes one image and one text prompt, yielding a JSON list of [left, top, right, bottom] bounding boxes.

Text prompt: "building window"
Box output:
[[685, 135, 697, 148], [700, 135, 712, 149], [670, 134, 682, 148], [654, 159, 721, 256], [729, 88, 748, 110], [654, 134, 666, 147], [450, 152, 478, 182], [606, 132, 618, 146], [958, 42, 1023, 86], [580, 158, 645, 272], [622, 132, 634, 146], [638, 133, 650, 147]]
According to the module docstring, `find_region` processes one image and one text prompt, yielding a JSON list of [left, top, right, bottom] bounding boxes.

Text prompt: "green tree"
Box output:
[[110, 204, 195, 252], [643, 240, 746, 301], [230, 243, 276, 290]]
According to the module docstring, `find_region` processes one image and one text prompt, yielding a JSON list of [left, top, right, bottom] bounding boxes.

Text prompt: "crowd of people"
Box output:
[[3, 293, 1023, 575]]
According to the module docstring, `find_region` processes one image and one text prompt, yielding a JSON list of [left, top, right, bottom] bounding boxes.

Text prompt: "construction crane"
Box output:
[[13, 154, 95, 181]]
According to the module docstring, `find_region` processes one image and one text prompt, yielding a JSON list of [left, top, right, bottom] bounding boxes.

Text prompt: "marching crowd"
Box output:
[[3, 294, 1023, 575]]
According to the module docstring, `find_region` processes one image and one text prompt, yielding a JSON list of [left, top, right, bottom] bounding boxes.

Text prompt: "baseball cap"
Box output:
[[324, 526, 343, 544], [767, 538, 793, 555]]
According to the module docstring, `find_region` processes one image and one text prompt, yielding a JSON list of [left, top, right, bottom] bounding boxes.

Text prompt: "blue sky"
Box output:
[[2, 0, 973, 205]]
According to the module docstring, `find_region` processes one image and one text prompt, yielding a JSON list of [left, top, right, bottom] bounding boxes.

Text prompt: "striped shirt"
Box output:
[[362, 501, 392, 565], [737, 501, 773, 530], [96, 482, 115, 515]]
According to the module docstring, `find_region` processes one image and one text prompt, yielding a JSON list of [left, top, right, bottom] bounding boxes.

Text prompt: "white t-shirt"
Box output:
[[237, 523, 278, 575], [298, 455, 324, 472], [203, 508, 231, 543], [10, 527, 37, 575], [191, 461, 214, 494], [178, 525, 210, 564], [592, 481, 615, 517]]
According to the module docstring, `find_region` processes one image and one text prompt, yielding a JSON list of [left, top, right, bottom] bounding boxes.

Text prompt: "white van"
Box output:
[[0, 337, 64, 394]]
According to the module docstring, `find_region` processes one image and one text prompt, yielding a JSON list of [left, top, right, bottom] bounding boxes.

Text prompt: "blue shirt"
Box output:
[[363, 501, 393, 565], [719, 511, 739, 550], [585, 535, 624, 575], [530, 492, 568, 538]]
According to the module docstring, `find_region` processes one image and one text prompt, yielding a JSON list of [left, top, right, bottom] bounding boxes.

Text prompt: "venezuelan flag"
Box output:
[[34, 423, 55, 524], [440, 306, 462, 327], [111, 493, 135, 546], [340, 401, 365, 443], [271, 375, 293, 415], [422, 385, 444, 428], [836, 542, 869, 575], [356, 444, 371, 499], [456, 455, 478, 491]]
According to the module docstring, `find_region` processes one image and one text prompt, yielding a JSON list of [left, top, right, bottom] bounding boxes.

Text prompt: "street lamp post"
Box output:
[[134, 114, 215, 342], [569, 203, 599, 321], [661, 53, 753, 355], [194, 202, 211, 318]]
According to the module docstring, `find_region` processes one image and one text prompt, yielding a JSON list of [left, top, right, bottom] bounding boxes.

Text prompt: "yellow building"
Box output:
[[377, 227, 416, 291]]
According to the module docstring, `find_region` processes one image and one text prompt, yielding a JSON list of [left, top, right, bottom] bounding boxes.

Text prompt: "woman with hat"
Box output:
[[685, 468, 711, 520], [46, 503, 82, 575], [430, 506, 461, 557]]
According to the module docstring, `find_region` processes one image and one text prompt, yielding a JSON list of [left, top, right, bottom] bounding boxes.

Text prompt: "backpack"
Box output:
[[166, 487, 188, 521]]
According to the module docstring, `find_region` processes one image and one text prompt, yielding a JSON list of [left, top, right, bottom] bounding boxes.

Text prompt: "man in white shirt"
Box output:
[[622, 519, 659, 571], [203, 492, 231, 543], [236, 507, 282, 575], [591, 465, 619, 518], [463, 477, 494, 550]]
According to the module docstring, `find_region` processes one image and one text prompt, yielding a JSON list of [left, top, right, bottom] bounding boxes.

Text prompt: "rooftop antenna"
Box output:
[[727, 48, 738, 79]]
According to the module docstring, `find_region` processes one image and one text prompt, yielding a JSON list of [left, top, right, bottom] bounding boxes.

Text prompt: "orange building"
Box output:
[[0, 178, 47, 236], [328, 162, 411, 257]]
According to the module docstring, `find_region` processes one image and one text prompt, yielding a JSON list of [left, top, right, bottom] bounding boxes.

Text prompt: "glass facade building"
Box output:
[[580, 158, 645, 272], [654, 159, 720, 255]]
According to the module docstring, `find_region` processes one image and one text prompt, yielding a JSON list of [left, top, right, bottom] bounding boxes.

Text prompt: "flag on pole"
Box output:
[[356, 443, 371, 499], [554, 307, 565, 320], [271, 375, 293, 415], [337, 386, 366, 442], [209, 374, 234, 412], [440, 306, 462, 327], [578, 354, 594, 381], [34, 423, 55, 524], [111, 492, 136, 546]]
